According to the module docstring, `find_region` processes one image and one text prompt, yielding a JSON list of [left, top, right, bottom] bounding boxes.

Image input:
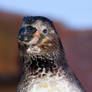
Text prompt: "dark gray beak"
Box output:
[[18, 26, 37, 42]]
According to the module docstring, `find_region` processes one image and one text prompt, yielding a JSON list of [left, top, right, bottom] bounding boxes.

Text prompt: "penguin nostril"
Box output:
[[26, 26, 37, 34]]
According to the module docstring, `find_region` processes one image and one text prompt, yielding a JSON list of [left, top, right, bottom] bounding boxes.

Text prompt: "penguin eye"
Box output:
[[42, 29, 48, 34]]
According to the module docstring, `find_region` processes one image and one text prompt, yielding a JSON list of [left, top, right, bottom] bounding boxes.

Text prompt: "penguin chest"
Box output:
[[27, 75, 82, 92]]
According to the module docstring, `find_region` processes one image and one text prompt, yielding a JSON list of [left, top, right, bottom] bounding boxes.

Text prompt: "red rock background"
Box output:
[[0, 11, 92, 92]]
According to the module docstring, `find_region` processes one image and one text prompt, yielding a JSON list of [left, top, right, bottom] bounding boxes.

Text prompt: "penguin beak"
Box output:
[[26, 32, 40, 45], [18, 26, 41, 46]]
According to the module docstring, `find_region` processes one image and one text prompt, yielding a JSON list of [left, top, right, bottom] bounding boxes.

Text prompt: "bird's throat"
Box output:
[[21, 55, 60, 78]]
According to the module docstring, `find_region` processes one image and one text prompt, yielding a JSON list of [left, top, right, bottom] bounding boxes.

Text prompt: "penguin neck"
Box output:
[[22, 56, 57, 77], [21, 52, 69, 79]]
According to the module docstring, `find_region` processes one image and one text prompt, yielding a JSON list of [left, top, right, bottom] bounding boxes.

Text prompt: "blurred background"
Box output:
[[0, 0, 92, 92]]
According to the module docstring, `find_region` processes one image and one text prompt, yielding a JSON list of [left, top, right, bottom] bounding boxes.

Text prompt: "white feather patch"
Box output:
[[27, 71, 82, 92]]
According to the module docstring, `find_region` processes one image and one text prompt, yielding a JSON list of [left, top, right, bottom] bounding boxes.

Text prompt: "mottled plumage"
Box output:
[[17, 16, 86, 92]]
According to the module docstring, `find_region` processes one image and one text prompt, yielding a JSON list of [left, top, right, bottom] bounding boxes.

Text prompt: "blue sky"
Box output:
[[0, 0, 92, 29]]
